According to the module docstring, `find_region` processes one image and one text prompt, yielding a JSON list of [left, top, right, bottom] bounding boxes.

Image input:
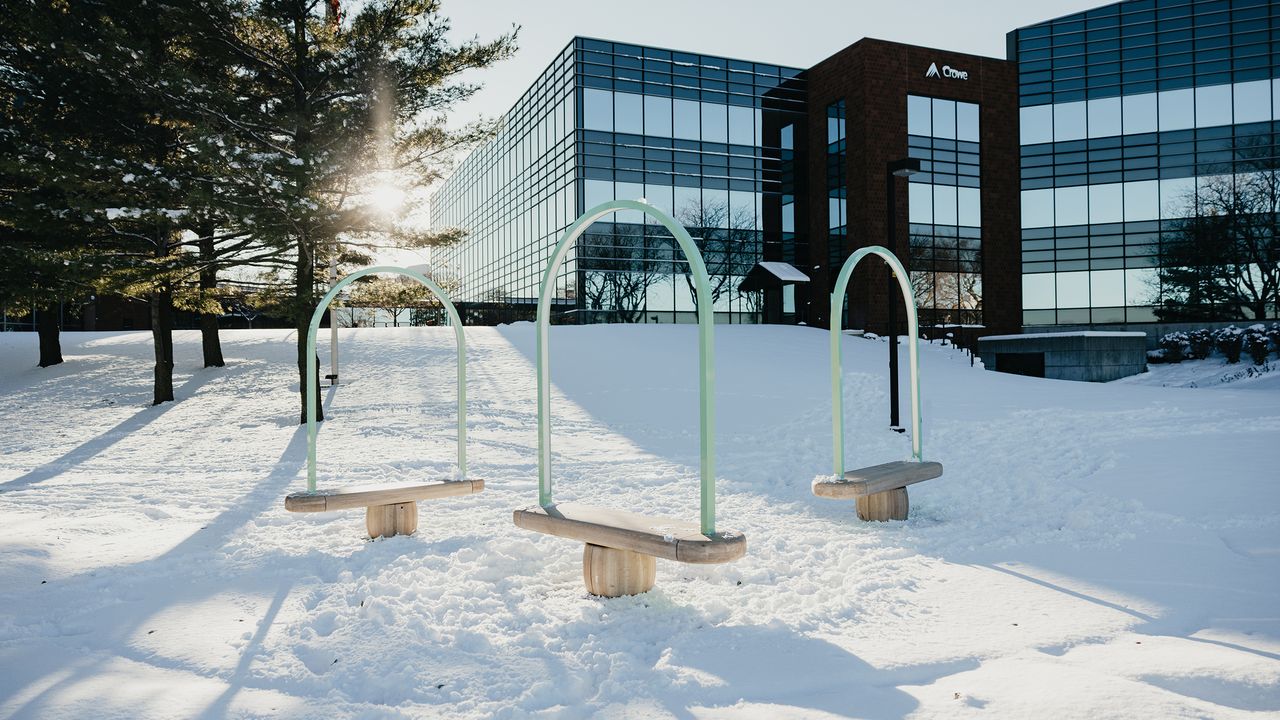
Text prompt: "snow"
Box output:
[[1114, 356, 1280, 391], [0, 325, 1277, 719], [754, 262, 810, 283]]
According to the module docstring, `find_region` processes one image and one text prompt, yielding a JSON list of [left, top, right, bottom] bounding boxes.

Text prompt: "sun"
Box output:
[[367, 182, 406, 217]]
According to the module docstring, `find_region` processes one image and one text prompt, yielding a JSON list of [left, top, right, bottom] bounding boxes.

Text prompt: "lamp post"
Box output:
[[886, 157, 921, 432]]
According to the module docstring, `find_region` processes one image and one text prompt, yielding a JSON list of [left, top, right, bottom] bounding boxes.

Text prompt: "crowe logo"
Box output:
[[925, 62, 969, 80]]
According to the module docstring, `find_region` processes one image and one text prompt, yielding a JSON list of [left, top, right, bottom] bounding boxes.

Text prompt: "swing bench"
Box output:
[[512, 200, 747, 597], [284, 266, 482, 539], [812, 247, 944, 521]]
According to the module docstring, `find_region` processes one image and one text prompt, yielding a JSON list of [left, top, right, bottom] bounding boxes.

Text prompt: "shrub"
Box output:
[[1269, 324, 1280, 355], [1187, 328, 1216, 359], [1245, 324, 1270, 365], [1216, 325, 1244, 363], [1146, 349, 1168, 364], [1158, 331, 1188, 363]]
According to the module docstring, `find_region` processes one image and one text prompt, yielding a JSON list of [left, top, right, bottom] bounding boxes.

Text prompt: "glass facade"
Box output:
[[826, 99, 848, 288], [430, 38, 805, 323], [1011, 0, 1280, 325], [907, 95, 985, 325]]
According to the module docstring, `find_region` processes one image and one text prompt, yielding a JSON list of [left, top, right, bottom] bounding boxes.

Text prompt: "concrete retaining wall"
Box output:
[[977, 332, 1148, 382]]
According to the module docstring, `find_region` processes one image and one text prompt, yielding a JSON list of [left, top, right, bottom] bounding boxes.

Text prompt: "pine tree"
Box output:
[[179, 0, 514, 422]]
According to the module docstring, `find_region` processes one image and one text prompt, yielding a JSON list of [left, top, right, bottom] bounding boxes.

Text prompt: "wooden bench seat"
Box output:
[[513, 502, 746, 565], [812, 461, 942, 499], [285, 479, 484, 512]]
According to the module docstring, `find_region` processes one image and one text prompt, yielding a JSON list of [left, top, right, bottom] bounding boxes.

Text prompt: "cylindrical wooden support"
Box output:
[[366, 501, 419, 539], [856, 488, 909, 521], [582, 543, 656, 597]]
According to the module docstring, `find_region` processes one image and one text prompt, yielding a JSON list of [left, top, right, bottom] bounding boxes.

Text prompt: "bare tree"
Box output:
[[579, 224, 661, 323], [674, 200, 760, 312], [1157, 168, 1280, 322]]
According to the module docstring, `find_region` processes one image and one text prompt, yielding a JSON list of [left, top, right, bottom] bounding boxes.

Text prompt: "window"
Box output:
[[1021, 188, 1054, 228], [1021, 105, 1053, 144], [1090, 269, 1124, 307], [910, 183, 933, 224], [614, 92, 643, 134], [1087, 97, 1121, 138], [1123, 180, 1158, 222], [1233, 79, 1271, 124], [932, 98, 956, 139], [673, 99, 700, 140], [908, 95, 932, 136], [957, 187, 981, 227], [1053, 100, 1087, 141], [933, 185, 958, 225], [956, 102, 979, 142], [1088, 183, 1123, 224], [1157, 88, 1194, 131], [644, 95, 672, 137], [1055, 271, 1089, 308], [584, 89, 613, 131], [700, 102, 727, 143], [1055, 186, 1088, 226], [1195, 84, 1232, 127], [1023, 273, 1055, 309], [1122, 92, 1157, 134], [728, 105, 754, 145]]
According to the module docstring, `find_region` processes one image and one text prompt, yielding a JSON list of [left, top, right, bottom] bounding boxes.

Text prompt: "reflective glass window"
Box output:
[[1055, 271, 1090, 308], [932, 98, 956, 139], [933, 184, 958, 225], [1090, 269, 1125, 306], [584, 178, 613, 211], [1022, 273, 1055, 309], [909, 182, 933, 224], [1089, 183, 1123, 224], [780, 124, 794, 150], [957, 187, 981, 226], [701, 102, 728, 143], [614, 92, 643, 134], [644, 182, 674, 218], [1125, 268, 1156, 306], [673, 184, 701, 217], [1020, 105, 1053, 145], [1122, 92, 1157, 134], [908, 95, 932, 136], [1055, 185, 1089, 226], [781, 201, 795, 232], [1123, 180, 1158, 222], [1021, 188, 1054, 228], [584, 89, 613, 131], [673, 99, 700, 140], [1157, 88, 1194, 131], [644, 95, 672, 137], [1195, 85, 1232, 127], [1160, 176, 1196, 218], [956, 102, 979, 142], [728, 105, 754, 145], [1233, 80, 1271, 125], [1087, 97, 1121, 138], [1053, 100, 1087, 141], [1273, 78, 1280, 121]]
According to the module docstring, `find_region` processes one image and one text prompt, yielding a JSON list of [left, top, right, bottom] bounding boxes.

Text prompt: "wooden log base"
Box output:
[[855, 488, 909, 522], [366, 501, 419, 539], [582, 543, 656, 597]]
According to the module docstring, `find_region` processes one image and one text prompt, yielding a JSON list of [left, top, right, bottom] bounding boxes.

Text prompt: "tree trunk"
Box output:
[[151, 286, 175, 405], [297, 233, 323, 424], [36, 306, 63, 368], [198, 228, 225, 367]]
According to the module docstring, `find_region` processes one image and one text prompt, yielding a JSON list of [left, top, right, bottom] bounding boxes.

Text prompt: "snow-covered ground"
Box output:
[[0, 325, 1277, 719]]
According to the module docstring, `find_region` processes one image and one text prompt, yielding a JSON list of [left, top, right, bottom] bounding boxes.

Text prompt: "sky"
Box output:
[[439, 0, 1105, 127], [389, 0, 1106, 268]]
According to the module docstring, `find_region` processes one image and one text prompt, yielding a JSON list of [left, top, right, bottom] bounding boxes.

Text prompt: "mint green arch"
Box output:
[[537, 199, 720, 535], [304, 265, 466, 492], [830, 246, 923, 476]]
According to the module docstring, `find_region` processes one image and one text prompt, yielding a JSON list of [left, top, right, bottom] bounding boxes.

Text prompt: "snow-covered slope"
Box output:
[[0, 326, 1276, 719]]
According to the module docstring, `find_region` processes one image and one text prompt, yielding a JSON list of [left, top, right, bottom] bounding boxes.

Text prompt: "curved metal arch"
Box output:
[[304, 265, 467, 492], [537, 199, 720, 535], [829, 246, 923, 476]]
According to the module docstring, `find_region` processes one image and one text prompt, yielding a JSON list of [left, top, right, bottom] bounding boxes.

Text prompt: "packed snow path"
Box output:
[[0, 325, 1277, 719]]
